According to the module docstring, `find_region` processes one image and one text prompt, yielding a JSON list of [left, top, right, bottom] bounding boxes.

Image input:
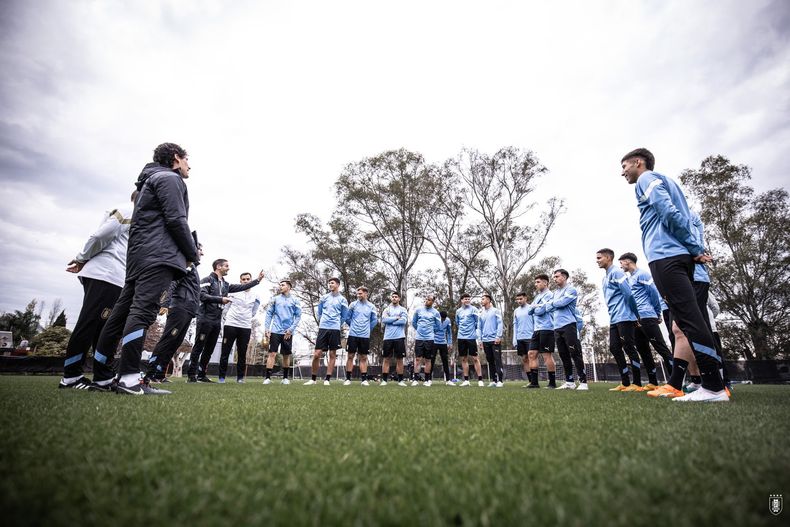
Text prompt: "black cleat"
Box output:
[[187, 376, 198, 383], [116, 379, 171, 395], [88, 380, 115, 392], [527, 383, 541, 389], [196, 376, 214, 383], [58, 377, 93, 390]]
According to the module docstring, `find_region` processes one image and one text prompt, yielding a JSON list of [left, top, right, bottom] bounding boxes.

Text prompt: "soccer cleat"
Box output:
[[116, 379, 171, 395], [446, 380, 456, 386], [59, 377, 93, 390], [323, 380, 331, 386], [576, 383, 589, 391], [361, 380, 370, 386], [196, 376, 213, 383], [684, 382, 701, 393], [623, 385, 643, 392], [608, 384, 628, 392], [545, 383, 557, 389], [496, 381, 504, 388], [488, 381, 497, 387], [343, 379, 352, 386], [725, 386, 731, 397], [643, 383, 658, 391], [459, 380, 470, 387], [527, 383, 540, 389], [303, 379, 316, 385], [217, 378, 225, 384], [478, 380, 485, 387], [281, 378, 290, 385], [263, 378, 272, 385], [89, 380, 113, 392], [673, 387, 730, 403], [411, 380, 420, 387], [556, 381, 576, 390], [380, 380, 388, 386], [187, 376, 198, 383], [237, 378, 245, 384], [397, 381, 408, 387], [424, 380, 432, 387], [647, 384, 684, 398]]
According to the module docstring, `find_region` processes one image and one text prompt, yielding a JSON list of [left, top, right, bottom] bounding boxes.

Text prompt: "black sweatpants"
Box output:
[[694, 281, 730, 384], [635, 317, 672, 379], [430, 343, 452, 381], [650, 255, 723, 391], [662, 309, 675, 351], [63, 277, 121, 378], [482, 341, 503, 382], [609, 322, 641, 385], [146, 307, 194, 379], [187, 320, 221, 377], [555, 323, 587, 383], [93, 266, 174, 381], [219, 325, 252, 380]]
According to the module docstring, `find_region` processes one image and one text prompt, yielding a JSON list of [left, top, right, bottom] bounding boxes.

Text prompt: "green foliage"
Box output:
[[0, 299, 41, 346], [681, 155, 790, 359], [1, 377, 788, 526], [29, 326, 71, 356]]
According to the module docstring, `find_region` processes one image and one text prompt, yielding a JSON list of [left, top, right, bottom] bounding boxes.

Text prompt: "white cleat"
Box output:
[[478, 380, 485, 387], [446, 380, 456, 386], [495, 381, 504, 388], [380, 381, 388, 386], [673, 387, 730, 402], [262, 378, 272, 385], [556, 381, 576, 390], [411, 380, 420, 387], [685, 382, 702, 393], [281, 378, 290, 385], [424, 380, 432, 387], [398, 381, 408, 387], [361, 380, 370, 386], [343, 379, 352, 386], [459, 380, 470, 387], [488, 381, 497, 387], [303, 379, 316, 385], [576, 382, 589, 391], [323, 380, 331, 386]]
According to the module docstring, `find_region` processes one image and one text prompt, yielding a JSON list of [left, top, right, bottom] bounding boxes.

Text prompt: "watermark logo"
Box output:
[[770, 494, 783, 516]]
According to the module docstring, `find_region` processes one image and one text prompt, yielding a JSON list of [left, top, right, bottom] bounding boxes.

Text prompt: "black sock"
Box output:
[[700, 369, 725, 392], [464, 375, 469, 381], [311, 374, 317, 381], [690, 375, 702, 385], [346, 370, 352, 381], [669, 358, 688, 390], [325, 374, 331, 381], [283, 368, 290, 379], [648, 370, 658, 385], [397, 373, 403, 381], [266, 368, 272, 379], [530, 369, 539, 385], [631, 366, 642, 386], [620, 372, 631, 386], [477, 375, 483, 381], [361, 372, 367, 381], [579, 371, 587, 383], [548, 371, 556, 385], [382, 372, 388, 382]]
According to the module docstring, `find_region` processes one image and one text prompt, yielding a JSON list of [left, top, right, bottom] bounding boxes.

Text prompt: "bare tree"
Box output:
[[46, 298, 64, 327]]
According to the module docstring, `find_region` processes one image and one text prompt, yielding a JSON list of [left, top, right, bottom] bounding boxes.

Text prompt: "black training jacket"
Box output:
[[197, 272, 261, 324], [126, 163, 199, 280]]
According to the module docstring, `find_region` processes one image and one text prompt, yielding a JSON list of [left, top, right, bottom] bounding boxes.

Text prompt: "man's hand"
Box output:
[[494, 338, 501, 345], [284, 329, 292, 341], [694, 253, 713, 264], [221, 297, 232, 304], [159, 307, 169, 316], [258, 269, 265, 281], [265, 331, 271, 340], [66, 260, 84, 273]]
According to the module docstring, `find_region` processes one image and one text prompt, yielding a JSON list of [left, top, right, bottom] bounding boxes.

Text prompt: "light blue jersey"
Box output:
[[478, 306, 503, 342], [691, 212, 710, 283], [635, 171, 704, 262], [434, 318, 452, 345], [512, 305, 534, 347], [545, 285, 579, 330], [381, 304, 408, 340], [628, 268, 663, 320], [603, 265, 639, 324], [264, 293, 302, 335], [529, 289, 554, 331], [317, 292, 349, 330], [346, 300, 378, 338], [455, 305, 479, 340], [412, 306, 442, 341]]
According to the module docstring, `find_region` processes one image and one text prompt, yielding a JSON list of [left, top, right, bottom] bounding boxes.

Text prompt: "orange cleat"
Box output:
[[608, 384, 628, 392], [647, 384, 684, 398], [643, 383, 658, 391], [623, 385, 643, 392]]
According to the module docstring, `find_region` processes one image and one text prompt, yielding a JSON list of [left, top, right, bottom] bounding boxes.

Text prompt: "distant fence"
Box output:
[[3, 353, 789, 384]]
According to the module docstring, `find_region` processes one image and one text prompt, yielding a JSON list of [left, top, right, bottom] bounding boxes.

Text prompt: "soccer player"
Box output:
[[512, 292, 535, 387], [218, 272, 262, 383], [343, 286, 378, 386], [597, 249, 643, 392], [305, 277, 349, 385], [380, 292, 408, 386], [455, 293, 485, 387], [92, 142, 199, 395], [527, 274, 557, 388], [618, 253, 668, 390], [621, 148, 727, 401], [411, 294, 442, 386], [544, 269, 589, 390], [59, 190, 136, 390], [264, 280, 302, 385], [432, 310, 455, 385], [478, 293, 504, 387], [187, 260, 263, 382]]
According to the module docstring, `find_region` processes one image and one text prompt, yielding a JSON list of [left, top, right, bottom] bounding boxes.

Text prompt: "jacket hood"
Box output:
[[135, 162, 175, 191]]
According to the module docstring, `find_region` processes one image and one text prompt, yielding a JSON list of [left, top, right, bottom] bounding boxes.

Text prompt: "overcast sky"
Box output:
[[1, 0, 788, 330]]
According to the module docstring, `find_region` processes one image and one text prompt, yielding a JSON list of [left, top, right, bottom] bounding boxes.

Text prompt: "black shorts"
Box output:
[[347, 335, 370, 355], [315, 328, 341, 352], [269, 333, 293, 355], [382, 338, 406, 358], [414, 339, 436, 359], [531, 330, 555, 354], [457, 339, 478, 357], [516, 339, 531, 356]]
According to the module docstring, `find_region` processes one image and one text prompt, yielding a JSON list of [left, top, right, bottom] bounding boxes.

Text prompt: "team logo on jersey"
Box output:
[[199, 334, 205, 341], [770, 494, 783, 516], [100, 308, 112, 320], [171, 328, 179, 337]]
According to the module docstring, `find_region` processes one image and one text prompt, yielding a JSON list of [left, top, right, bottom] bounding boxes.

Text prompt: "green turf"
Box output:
[[1, 377, 788, 526]]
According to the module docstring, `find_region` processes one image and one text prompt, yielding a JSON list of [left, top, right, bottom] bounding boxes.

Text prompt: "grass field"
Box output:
[[1, 377, 788, 527]]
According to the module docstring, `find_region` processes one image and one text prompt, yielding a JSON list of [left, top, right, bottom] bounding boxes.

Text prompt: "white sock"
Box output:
[[93, 378, 113, 386], [63, 375, 82, 384], [120, 373, 141, 386]]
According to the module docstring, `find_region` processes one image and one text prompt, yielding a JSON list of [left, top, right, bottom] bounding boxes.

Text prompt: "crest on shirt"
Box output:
[[171, 328, 179, 337], [770, 494, 783, 516], [100, 308, 112, 320]]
